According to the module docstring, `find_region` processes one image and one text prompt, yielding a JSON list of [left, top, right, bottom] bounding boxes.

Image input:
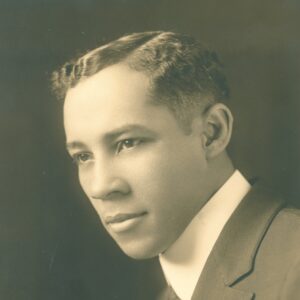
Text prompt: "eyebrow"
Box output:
[[65, 124, 156, 151], [66, 141, 87, 151]]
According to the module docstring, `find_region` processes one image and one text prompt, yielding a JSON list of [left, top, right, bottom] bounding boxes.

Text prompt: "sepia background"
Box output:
[[0, 0, 299, 299]]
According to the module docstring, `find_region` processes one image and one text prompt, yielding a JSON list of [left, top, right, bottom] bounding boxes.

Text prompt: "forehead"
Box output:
[[65, 63, 150, 107], [64, 64, 151, 120], [63, 64, 182, 142]]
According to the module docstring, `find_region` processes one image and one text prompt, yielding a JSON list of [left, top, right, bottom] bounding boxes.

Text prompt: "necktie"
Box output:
[[167, 285, 181, 300]]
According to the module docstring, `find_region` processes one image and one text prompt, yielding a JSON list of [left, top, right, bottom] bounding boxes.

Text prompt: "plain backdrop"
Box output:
[[0, 0, 299, 299]]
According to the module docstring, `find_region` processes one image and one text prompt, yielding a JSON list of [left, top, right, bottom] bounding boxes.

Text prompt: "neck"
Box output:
[[199, 152, 235, 207], [209, 152, 234, 190]]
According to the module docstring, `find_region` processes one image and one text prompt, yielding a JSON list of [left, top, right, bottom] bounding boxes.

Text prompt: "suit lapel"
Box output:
[[191, 183, 285, 300]]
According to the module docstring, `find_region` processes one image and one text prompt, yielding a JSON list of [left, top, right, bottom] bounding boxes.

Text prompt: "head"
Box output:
[[53, 31, 234, 259]]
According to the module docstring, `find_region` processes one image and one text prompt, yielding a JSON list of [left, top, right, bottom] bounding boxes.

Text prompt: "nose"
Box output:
[[85, 160, 131, 201]]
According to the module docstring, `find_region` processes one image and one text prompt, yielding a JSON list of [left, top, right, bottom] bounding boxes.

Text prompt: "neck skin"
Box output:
[[201, 152, 235, 205]]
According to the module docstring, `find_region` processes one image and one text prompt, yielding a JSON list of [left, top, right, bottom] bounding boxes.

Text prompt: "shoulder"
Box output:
[[280, 206, 300, 218], [240, 193, 300, 297], [279, 254, 300, 300], [258, 203, 300, 263], [252, 181, 300, 234], [246, 184, 300, 267], [273, 205, 300, 232]]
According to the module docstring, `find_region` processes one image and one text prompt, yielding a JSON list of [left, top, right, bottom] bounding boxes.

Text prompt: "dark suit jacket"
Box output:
[[159, 183, 300, 300]]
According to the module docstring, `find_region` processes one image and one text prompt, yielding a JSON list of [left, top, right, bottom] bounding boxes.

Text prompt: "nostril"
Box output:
[[89, 178, 131, 201]]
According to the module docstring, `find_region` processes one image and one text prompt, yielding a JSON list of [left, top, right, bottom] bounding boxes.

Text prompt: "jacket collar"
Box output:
[[191, 182, 286, 300]]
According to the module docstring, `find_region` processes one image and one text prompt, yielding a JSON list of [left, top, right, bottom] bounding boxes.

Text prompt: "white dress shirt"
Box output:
[[159, 170, 251, 300]]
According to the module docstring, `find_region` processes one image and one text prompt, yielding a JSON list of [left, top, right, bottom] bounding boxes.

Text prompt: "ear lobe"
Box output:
[[202, 103, 233, 159]]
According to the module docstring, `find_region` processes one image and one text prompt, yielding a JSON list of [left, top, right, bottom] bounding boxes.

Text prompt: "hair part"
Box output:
[[52, 31, 230, 130]]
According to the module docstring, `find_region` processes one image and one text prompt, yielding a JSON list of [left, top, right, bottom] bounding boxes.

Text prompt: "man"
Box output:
[[52, 31, 300, 299]]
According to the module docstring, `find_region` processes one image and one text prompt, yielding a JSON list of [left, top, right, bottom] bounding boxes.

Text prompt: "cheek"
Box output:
[[124, 144, 206, 204], [77, 168, 104, 218], [77, 168, 91, 195]]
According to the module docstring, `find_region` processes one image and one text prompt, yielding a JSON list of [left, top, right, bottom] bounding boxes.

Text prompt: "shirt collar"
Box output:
[[159, 170, 251, 300]]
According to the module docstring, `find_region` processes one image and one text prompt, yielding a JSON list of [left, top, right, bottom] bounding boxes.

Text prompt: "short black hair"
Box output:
[[52, 31, 229, 128]]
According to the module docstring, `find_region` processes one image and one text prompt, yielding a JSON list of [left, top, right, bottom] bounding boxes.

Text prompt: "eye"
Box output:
[[72, 152, 93, 165], [116, 138, 142, 154]]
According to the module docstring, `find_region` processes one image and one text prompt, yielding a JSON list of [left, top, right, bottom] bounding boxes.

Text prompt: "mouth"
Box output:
[[105, 212, 147, 233]]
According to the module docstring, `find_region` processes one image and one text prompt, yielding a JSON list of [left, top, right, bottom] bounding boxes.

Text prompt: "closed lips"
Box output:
[[105, 212, 147, 224]]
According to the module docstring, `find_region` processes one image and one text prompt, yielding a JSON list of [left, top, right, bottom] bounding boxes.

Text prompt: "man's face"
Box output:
[[64, 64, 210, 259]]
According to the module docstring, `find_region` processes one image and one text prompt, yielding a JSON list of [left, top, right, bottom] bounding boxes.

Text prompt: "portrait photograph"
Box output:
[[1, 1, 300, 299]]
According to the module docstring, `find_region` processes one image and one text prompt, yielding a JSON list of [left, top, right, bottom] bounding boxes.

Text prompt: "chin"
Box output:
[[115, 240, 164, 260]]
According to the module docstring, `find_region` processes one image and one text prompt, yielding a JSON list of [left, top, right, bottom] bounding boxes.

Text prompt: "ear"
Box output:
[[201, 103, 233, 159]]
